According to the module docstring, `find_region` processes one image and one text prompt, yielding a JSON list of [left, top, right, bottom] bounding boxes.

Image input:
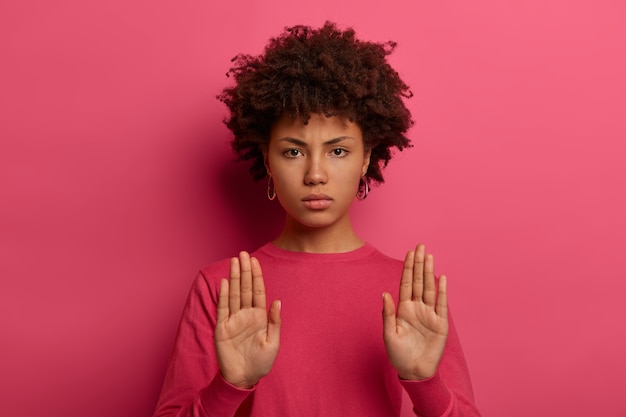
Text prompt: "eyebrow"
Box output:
[[277, 136, 355, 146]]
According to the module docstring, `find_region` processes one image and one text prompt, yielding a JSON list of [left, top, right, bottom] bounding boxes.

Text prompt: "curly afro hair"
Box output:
[[218, 21, 414, 189]]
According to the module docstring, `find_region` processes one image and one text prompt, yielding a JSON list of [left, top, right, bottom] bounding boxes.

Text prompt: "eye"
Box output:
[[331, 148, 348, 157], [283, 148, 302, 158]]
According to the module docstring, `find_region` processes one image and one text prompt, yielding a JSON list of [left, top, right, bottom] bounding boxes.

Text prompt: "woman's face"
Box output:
[[265, 113, 371, 231]]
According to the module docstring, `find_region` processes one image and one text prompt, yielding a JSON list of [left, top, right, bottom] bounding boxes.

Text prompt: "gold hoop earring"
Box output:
[[267, 175, 276, 201], [356, 178, 369, 200]]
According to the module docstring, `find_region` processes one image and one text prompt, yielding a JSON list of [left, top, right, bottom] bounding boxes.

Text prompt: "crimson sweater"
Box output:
[[154, 243, 480, 417]]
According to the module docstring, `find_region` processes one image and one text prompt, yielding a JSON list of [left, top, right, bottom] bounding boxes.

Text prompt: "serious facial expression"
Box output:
[[265, 113, 371, 231]]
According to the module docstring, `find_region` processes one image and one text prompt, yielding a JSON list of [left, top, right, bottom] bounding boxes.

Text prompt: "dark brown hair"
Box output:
[[218, 21, 414, 190]]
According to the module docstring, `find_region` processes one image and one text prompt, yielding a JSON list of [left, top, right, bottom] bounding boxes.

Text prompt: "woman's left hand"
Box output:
[[382, 244, 449, 380]]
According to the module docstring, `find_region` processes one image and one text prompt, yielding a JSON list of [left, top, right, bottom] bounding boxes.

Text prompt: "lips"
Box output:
[[302, 194, 333, 210]]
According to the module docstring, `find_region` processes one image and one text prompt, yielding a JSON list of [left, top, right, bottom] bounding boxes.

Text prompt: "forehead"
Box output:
[[270, 113, 362, 142]]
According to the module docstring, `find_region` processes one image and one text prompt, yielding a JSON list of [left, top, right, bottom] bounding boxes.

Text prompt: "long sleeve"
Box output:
[[153, 269, 253, 417], [153, 244, 480, 416], [400, 311, 481, 417]]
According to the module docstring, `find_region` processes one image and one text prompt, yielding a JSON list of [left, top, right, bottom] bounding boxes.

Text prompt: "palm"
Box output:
[[215, 305, 278, 386], [383, 244, 449, 380], [215, 252, 281, 388]]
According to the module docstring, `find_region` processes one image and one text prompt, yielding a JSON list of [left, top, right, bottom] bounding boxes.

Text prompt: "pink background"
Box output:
[[1, 0, 625, 416]]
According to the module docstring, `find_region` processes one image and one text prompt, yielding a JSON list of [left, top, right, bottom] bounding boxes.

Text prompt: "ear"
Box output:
[[362, 149, 372, 177], [261, 145, 271, 176]]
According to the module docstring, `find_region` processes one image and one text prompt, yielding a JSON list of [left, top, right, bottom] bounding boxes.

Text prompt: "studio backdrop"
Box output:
[[1, 1, 625, 416]]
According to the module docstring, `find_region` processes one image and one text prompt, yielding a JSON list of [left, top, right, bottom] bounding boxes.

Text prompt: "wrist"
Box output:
[[397, 368, 436, 381], [220, 372, 258, 389]]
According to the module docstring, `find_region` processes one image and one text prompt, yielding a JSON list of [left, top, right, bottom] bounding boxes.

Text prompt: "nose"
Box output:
[[304, 155, 328, 185]]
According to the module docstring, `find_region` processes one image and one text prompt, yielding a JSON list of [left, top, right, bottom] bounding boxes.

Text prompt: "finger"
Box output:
[[239, 251, 253, 308], [229, 257, 241, 313], [216, 278, 229, 323], [399, 250, 415, 302], [423, 253, 436, 307], [267, 300, 282, 347], [436, 275, 448, 319], [251, 257, 266, 309], [412, 244, 425, 301], [382, 292, 397, 340]]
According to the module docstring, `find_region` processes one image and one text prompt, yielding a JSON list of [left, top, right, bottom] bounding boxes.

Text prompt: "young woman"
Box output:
[[154, 22, 480, 417]]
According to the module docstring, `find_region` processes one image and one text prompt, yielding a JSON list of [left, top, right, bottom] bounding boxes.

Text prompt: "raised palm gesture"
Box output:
[[382, 244, 449, 380], [215, 251, 281, 388]]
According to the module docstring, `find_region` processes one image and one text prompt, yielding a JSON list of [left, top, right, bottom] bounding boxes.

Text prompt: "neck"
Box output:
[[273, 216, 364, 253]]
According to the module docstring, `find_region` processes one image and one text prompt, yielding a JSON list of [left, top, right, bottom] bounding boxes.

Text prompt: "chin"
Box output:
[[287, 213, 334, 229], [296, 219, 335, 229], [288, 213, 340, 230]]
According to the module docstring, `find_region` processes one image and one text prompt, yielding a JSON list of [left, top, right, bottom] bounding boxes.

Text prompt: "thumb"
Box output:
[[382, 293, 396, 340], [267, 300, 282, 347]]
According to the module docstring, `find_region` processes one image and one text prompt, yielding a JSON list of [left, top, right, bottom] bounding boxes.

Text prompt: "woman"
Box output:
[[154, 22, 480, 416]]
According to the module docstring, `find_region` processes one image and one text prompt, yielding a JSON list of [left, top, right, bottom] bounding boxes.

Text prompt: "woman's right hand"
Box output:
[[215, 251, 282, 389]]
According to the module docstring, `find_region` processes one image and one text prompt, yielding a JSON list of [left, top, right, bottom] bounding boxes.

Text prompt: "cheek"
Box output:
[[273, 174, 297, 196], [336, 168, 363, 194]]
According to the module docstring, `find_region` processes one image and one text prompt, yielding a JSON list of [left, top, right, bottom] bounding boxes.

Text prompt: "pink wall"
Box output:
[[1, 1, 625, 416]]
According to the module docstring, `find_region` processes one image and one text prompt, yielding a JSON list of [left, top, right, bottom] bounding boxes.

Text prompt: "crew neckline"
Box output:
[[257, 241, 377, 262]]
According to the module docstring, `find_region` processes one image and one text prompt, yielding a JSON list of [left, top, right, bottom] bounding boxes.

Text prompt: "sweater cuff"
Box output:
[[199, 374, 255, 415], [400, 370, 454, 417]]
